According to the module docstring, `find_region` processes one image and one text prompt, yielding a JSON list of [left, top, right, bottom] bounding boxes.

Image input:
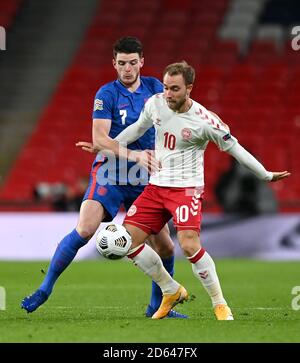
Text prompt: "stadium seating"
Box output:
[[0, 0, 299, 211], [0, 0, 22, 29]]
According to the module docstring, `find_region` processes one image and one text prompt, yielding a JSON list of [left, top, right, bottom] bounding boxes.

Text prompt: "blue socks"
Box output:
[[149, 255, 175, 310], [39, 229, 87, 296]]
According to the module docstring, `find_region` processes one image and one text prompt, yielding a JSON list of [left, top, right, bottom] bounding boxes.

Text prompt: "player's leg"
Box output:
[[124, 222, 188, 320], [21, 160, 122, 313], [124, 184, 188, 319], [40, 199, 104, 294], [21, 200, 105, 313], [124, 185, 182, 317], [168, 187, 233, 320], [177, 230, 233, 320], [145, 225, 188, 318]]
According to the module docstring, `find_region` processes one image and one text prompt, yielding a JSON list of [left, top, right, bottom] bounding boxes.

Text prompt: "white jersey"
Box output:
[[126, 93, 237, 187], [115, 93, 272, 186]]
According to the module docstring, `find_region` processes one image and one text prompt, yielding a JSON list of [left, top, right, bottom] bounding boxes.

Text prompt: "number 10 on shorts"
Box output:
[[176, 205, 189, 223]]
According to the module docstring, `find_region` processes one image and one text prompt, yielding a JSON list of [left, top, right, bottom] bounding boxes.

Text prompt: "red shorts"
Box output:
[[124, 184, 204, 234]]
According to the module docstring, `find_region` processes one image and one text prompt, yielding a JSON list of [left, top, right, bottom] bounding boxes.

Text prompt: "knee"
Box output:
[[76, 223, 97, 240], [178, 230, 200, 257], [180, 243, 197, 257], [151, 233, 175, 258], [154, 243, 174, 258]]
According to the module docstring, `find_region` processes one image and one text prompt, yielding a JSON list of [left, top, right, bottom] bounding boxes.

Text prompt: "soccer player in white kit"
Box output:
[[78, 62, 290, 320]]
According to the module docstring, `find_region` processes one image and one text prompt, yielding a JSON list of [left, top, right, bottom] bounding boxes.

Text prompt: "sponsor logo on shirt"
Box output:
[[94, 99, 103, 111], [181, 128, 192, 140], [222, 133, 231, 141]]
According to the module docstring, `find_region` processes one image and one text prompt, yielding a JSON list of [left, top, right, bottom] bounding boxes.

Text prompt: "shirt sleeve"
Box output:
[[201, 111, 238, 151], [92, 88, 114, 120], [227, 143, 273, 181], [115, 97, 154, 145]]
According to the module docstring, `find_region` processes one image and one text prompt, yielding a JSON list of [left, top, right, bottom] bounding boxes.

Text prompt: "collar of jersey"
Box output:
[[116, 79, 143, 95]]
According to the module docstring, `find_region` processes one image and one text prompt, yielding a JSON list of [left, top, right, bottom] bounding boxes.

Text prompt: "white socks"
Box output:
[[128, 244, 179, 295], [127, 243, 227, 306], [188, 248, 227, 307]]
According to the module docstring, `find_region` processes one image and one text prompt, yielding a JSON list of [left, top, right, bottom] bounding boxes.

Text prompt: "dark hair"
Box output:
[[113, 36, 143, 58], [163, 61, 195, 85]]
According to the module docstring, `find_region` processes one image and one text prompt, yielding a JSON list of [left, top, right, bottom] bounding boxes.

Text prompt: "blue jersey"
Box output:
[[93, 76, 163, 151], [92, 76, 163, 186], [83, 76, 163, 221]]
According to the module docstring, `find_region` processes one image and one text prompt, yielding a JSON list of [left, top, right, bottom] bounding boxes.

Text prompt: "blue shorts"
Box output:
[[83, 160, 146, 222]]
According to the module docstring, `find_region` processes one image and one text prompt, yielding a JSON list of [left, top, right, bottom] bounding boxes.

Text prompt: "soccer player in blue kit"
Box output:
[[21, 36, 187, 318]]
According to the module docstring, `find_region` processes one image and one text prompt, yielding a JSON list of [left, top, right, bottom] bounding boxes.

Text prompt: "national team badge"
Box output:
[[127, 205, 137, 217], [94, 99, 103, 111], [181, 128, 192, 140]]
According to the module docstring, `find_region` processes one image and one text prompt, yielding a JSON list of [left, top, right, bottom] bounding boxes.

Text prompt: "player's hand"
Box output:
[[76, 141, 99, 154], [270, 171, 291, 182], [130, 150, 159, 174]]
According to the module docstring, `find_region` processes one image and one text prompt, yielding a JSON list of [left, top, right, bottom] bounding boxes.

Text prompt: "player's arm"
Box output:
[[91, 118, 135, 160], [77, 97, 157, 171], [203, 111, 290, 182], [209, 111, 230, 130], [76, 116, 136, 161], [77, 118, 156, 171], [227, 143, 290, 182], [76, 88, 145, 163]]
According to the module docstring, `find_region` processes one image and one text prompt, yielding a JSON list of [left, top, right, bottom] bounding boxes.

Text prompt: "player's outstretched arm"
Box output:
[[76, 140, 159, 173], [227, 143, 290, 182], [76, 116, 151, 155], [77, 119, 136, 161]]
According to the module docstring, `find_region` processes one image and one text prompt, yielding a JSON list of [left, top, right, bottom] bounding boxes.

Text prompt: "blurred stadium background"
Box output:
[[0, 0, 300, 261]]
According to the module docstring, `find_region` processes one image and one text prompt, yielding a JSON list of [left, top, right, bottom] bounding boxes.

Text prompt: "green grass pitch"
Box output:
[[0, 259, 300, 342]]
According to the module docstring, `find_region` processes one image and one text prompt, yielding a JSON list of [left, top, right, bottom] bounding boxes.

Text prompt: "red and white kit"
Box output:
[[117, 93, 272, 234]]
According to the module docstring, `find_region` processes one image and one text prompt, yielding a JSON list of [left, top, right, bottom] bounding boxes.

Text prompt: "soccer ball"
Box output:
[[96, 224, 132, 260]]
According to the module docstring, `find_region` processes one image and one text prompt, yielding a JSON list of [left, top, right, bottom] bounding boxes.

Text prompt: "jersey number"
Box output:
[[163, 132, 176, 150], [120, 110, 127, 125], [175, 205, 189, 223]]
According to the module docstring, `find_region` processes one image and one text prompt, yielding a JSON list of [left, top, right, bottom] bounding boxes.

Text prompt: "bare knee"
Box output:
[[177, 230, 201, 257], [76, 223, 97, 240], [124, 223, 150, 250], [76, 200, 105, 240]]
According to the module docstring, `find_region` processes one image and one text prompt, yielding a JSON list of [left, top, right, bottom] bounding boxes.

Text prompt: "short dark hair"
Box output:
[[113, 36, 143, 58], [163, 61, 195, 86]]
